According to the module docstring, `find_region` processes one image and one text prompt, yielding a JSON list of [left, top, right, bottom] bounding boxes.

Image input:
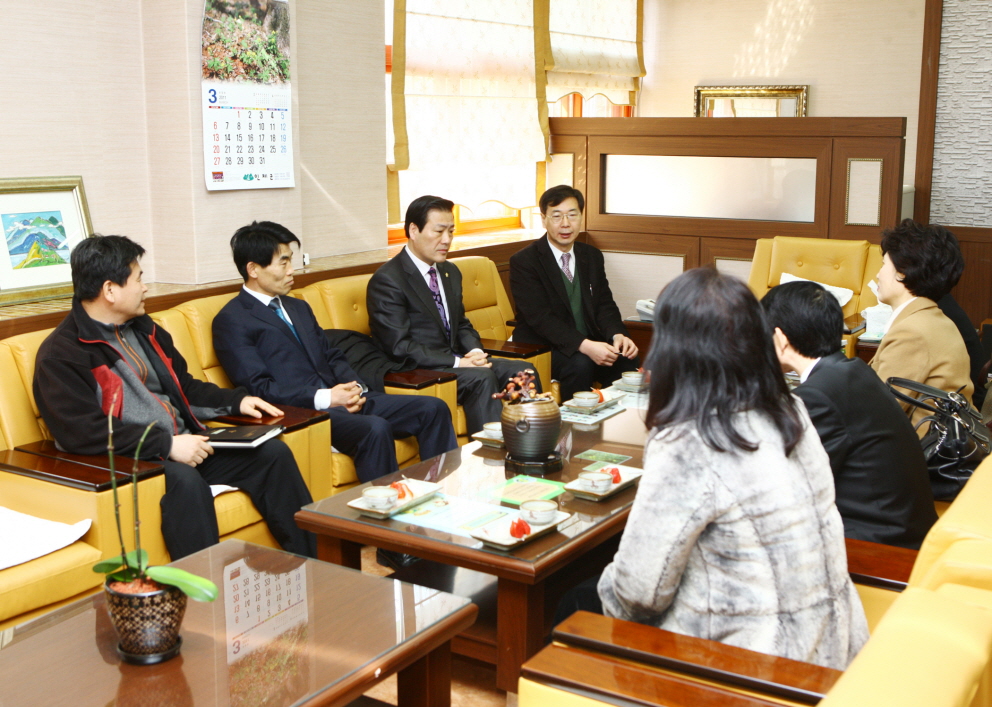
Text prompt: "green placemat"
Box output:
[[493, 475, 566, 506]]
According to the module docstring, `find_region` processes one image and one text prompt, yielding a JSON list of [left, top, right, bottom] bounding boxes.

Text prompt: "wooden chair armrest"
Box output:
[[844, 536, 916, 590], [14, 440, 163, 481], [522, 642, 789, 707], [1, 448, 155, 491], [384, 369, 458, 389], [551, 611, 840, 704], [479, 338, 551, 359], [213, 404, 329, 432]]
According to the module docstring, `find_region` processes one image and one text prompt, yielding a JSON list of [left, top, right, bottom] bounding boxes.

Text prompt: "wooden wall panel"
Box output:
[[586, 136, 833, 238], [829, 137, 906, 242], [952, 227, 992, 327], [700, 237, 760, 266], [584, 231, 700, 269]]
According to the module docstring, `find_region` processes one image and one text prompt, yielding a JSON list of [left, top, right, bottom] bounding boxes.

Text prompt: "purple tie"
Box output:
[[428, 267, 450, 335], [561, 252, 574, 282]]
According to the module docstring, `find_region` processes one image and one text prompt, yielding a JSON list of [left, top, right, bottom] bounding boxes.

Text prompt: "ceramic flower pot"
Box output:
[[501, 398, 561, 461], [104, 580, 187, 665]]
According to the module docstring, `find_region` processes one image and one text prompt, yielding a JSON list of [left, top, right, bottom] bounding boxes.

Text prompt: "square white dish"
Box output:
[[564, 466, 643, 501], [469, 510, 570, 550], [347, 479, 441, 519]]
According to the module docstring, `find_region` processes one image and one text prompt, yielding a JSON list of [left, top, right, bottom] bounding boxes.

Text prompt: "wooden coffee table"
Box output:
[[0, 540, 477, 707], [296, 403, 651, 692]]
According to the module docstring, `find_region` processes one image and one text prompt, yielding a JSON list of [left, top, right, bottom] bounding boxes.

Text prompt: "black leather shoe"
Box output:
[[376, 548, 420, 572]]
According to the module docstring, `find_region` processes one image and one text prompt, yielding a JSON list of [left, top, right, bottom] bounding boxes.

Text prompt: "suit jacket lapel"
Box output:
[[400, 249, 451, 339], [241, 290, 308, 355], [281, 295, 326, 370], [537, 236, 571, 311]]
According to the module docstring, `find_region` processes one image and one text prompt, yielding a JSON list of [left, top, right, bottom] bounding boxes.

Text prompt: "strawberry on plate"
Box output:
[[509, 518, 532, 539], [604, 467, 622, 484]]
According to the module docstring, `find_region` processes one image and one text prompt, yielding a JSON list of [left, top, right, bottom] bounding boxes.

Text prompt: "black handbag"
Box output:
[[887, 377, 991, 501]]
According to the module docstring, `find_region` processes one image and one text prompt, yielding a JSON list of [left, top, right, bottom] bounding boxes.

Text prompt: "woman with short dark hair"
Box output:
[[870, 219, 974, 430], [596, 268, 868, 670]]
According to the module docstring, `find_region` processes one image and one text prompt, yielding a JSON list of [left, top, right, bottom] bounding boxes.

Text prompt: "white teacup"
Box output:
[[520, 499, 557, 525], [621, 371, 644, 387], [578, 471, 613, 492], [572, 391, 599, 407], [362, 486, 399, 509], [483, 421, 503, 439]]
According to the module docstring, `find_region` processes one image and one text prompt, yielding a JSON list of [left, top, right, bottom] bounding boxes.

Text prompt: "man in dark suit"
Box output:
[[763, 281, 937, 549], [213, 221, 457, 484], [367, 195, 532, 435], [509, 185, 639, 402]]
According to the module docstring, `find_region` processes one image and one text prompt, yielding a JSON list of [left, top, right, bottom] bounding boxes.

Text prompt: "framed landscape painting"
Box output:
[[0, 176, 93, 305]]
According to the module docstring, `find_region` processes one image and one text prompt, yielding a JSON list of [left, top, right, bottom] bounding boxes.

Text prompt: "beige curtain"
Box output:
[[391, 0, 547, 212], [544, 0, 644, 106]]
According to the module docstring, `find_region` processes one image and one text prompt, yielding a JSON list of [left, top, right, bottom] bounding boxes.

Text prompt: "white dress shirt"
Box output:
[[548, 237, 575, 274], [799, 357, 821, 384], [403, 247, 480, 367]]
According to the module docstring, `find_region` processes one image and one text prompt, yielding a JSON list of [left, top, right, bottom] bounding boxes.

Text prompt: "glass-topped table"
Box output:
[[0, 540, 476, 707], [297, 401, 651, 692]]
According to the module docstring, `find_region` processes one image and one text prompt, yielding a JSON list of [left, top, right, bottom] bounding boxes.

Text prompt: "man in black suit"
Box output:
[[213, 221, 457, 483], [509, 185, 639, 402], [367, 195, 532, 435], [763, 281, 937, 549]]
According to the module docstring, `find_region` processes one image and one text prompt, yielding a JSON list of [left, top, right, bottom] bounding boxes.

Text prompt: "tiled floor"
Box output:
[[359, 546, 509, 707]]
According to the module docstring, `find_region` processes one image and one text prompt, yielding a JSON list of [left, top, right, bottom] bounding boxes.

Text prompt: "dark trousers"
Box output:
[[160, 438, 316, 560], [553, 573, 605, 629], [327, 391, 457, 482], [440, 357, 536, 435], [552, 348, 640, 402]]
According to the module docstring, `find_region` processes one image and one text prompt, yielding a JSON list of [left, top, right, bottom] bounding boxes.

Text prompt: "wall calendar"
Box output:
[[200, 0, 294, 191]]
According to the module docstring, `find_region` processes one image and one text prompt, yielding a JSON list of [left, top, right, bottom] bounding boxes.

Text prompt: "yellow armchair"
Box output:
[[748, 236, 882, 357]]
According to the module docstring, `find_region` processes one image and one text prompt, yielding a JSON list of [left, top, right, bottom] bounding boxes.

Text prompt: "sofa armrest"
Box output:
[[521, 643, 782, 707], [12, 440, 163, 486], [479, 338, 551, 359], [845, 537, 916, 591], [384, 369, 458, 390], [551, 611, 841, 704], [0, 449, 135, 491], [213, 404, 329, 433]]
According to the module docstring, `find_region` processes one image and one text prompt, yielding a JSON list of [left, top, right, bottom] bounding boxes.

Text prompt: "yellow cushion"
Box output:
[[395, 436, 419, 466], [173, 293, 238, 388], [0, 541, 102, 622], [911, 457, 992, 586], [519, 677, 610, 707], [452, 256, 513, 340], [916, 539, 992, 594], [856, 583, 899, 634], [0, 342, 46, 449], [213, 490, 264, 535], [819, 587, 992, 707], [295, 273, 374, 334], [748, 237, 881, 321], [768, 237, 869, 293], [148, 308, 208, 382]]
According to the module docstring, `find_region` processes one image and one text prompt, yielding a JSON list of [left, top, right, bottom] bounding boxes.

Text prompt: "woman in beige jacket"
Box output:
[[870, 219, 973, 433]]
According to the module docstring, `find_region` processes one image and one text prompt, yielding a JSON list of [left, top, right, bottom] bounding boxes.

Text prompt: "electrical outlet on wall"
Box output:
[[302, 252, 310, 266]]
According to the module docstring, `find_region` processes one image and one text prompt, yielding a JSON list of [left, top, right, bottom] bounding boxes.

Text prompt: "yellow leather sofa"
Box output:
[[0, 308, 328, 628], [520, 584, 992, 707], [294, 255, 554, 441], [748, 236, 882, 357]]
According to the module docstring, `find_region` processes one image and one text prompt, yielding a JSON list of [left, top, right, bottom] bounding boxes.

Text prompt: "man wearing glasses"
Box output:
[[509, 185, 639, 402]]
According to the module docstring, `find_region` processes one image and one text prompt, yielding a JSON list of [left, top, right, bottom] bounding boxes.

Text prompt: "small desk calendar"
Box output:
[[223, 557, 308, 664]]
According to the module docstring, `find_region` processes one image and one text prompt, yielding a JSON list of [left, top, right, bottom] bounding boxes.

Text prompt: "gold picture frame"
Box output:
[[0, 176, 93, 306], [694, 85, 809, 118]]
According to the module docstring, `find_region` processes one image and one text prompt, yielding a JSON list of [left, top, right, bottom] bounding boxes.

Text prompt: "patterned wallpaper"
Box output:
[[930, 2, 992, 226]]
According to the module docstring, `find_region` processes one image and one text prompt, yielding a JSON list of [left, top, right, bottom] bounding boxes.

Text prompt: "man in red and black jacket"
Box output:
[[34, 235, 315, 559]]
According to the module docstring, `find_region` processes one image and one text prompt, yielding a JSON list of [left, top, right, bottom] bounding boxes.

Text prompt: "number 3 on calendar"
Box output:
[[208, 89, 217, 104]]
